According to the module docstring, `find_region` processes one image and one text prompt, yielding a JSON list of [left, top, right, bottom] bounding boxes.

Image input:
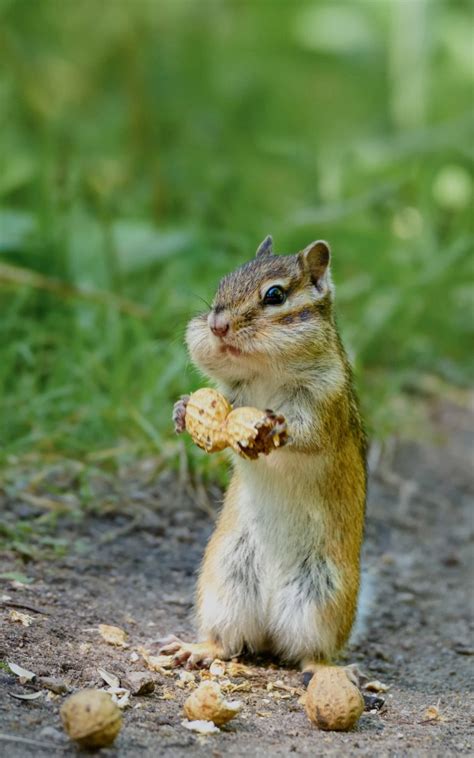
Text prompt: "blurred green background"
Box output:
[[0, 0, 472, 470]]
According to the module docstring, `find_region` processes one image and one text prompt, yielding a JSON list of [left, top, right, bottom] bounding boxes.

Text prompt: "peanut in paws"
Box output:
[[183, 388, 231, 453], [176, 388, 287, 458]]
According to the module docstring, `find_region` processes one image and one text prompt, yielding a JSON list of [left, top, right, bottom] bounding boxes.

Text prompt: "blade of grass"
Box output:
[[0, 263, 149, 318]]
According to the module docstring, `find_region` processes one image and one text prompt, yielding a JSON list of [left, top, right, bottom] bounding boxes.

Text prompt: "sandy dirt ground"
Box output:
[[0, 394, 473, 756]]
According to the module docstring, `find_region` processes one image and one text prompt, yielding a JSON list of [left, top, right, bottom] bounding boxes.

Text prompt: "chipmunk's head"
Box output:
[[186, 236, 335, 382]]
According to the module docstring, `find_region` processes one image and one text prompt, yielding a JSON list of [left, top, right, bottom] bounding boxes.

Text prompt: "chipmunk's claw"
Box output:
[[237, 410, 288, 459], [156, 634, 183, 655], [262, 410, 288, 449], [173, 395, 190, 434]]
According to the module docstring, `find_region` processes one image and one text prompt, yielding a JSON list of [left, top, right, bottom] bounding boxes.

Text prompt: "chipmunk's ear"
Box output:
[[299, 240, 331, 291], [255, 235, 273, 257]]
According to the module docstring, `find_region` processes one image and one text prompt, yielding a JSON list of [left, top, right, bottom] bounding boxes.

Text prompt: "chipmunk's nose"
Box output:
[[208, 310, 230, 338]]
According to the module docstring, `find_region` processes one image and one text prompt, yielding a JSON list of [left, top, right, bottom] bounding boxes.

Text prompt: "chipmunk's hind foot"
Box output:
[[157, 634, 225, 669]]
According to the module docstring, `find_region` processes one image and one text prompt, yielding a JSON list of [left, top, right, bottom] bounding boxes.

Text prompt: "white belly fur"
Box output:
[[198, 449, 343, 662]]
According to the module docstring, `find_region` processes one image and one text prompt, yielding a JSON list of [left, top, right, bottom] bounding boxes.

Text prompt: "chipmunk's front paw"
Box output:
[[156, 635, 225, 670], [254, 410, 288, 456], [173, 395, 190, 434], [263, 410, 288, 443], [226, 407, 288, 459]]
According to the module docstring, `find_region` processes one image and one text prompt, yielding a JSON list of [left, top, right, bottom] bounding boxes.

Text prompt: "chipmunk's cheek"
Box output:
[[186, 318, 214, 361]]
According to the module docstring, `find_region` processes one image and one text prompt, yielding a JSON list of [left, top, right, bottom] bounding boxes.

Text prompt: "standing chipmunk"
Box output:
[[163, 235, 366, 679]]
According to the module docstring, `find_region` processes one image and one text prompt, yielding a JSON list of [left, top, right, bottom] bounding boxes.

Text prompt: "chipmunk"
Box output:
[[162, 236, 366, 678]]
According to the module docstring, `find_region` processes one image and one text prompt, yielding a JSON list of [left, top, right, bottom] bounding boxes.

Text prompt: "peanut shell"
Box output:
[[305, 665, 364, 731], [183, 680, 241, 726], [185, 388, 231, 452], [60, 689, 122, 748]]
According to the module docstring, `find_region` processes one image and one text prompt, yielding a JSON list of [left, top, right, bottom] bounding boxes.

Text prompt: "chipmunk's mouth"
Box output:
[[221, 345, 243, 357]]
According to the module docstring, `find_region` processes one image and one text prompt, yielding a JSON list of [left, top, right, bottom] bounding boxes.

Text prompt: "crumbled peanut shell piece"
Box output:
[[183, 680, 242, 726]]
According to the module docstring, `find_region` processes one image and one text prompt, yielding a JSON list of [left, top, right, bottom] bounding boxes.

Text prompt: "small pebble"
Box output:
[[38, 676, 69, 694], [122, 671, 155, 695]]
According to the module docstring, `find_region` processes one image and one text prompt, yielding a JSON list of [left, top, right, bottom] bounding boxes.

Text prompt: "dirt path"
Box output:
[[1, 395, 473, 756]]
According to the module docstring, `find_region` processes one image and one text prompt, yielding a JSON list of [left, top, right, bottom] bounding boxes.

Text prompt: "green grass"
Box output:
[[0, 0, 473, 468]]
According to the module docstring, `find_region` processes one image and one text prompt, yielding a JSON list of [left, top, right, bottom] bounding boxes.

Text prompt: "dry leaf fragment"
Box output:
[[8, 661, 36, 681], [226, 681, 252, 693], [267, 680, 297, 695], [226, 662, 256, 678], [9, 610, 33, 627], [158, 688, 175, 700], [98, 668, 120, 689], [45, 690, 61, 702], [184, 681, 242, 726], [181, 719, 220, 735], [10, 691, 44, 700], [365, 680, 390, 693], [108, 688, 131, 709], [176, 670, 196, 689], [97, 670, 131, 708], [98, 624, 127, 647], [422, 705, 447, 723]]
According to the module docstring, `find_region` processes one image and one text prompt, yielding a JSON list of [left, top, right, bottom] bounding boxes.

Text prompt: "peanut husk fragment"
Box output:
[[98, 624, 127, 647], [182, 719, 220, 734], [183, 681, 242, 726]]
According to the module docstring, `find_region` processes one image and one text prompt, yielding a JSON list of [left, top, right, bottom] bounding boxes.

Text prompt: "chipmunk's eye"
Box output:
[[263, 285, 286, 306]]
